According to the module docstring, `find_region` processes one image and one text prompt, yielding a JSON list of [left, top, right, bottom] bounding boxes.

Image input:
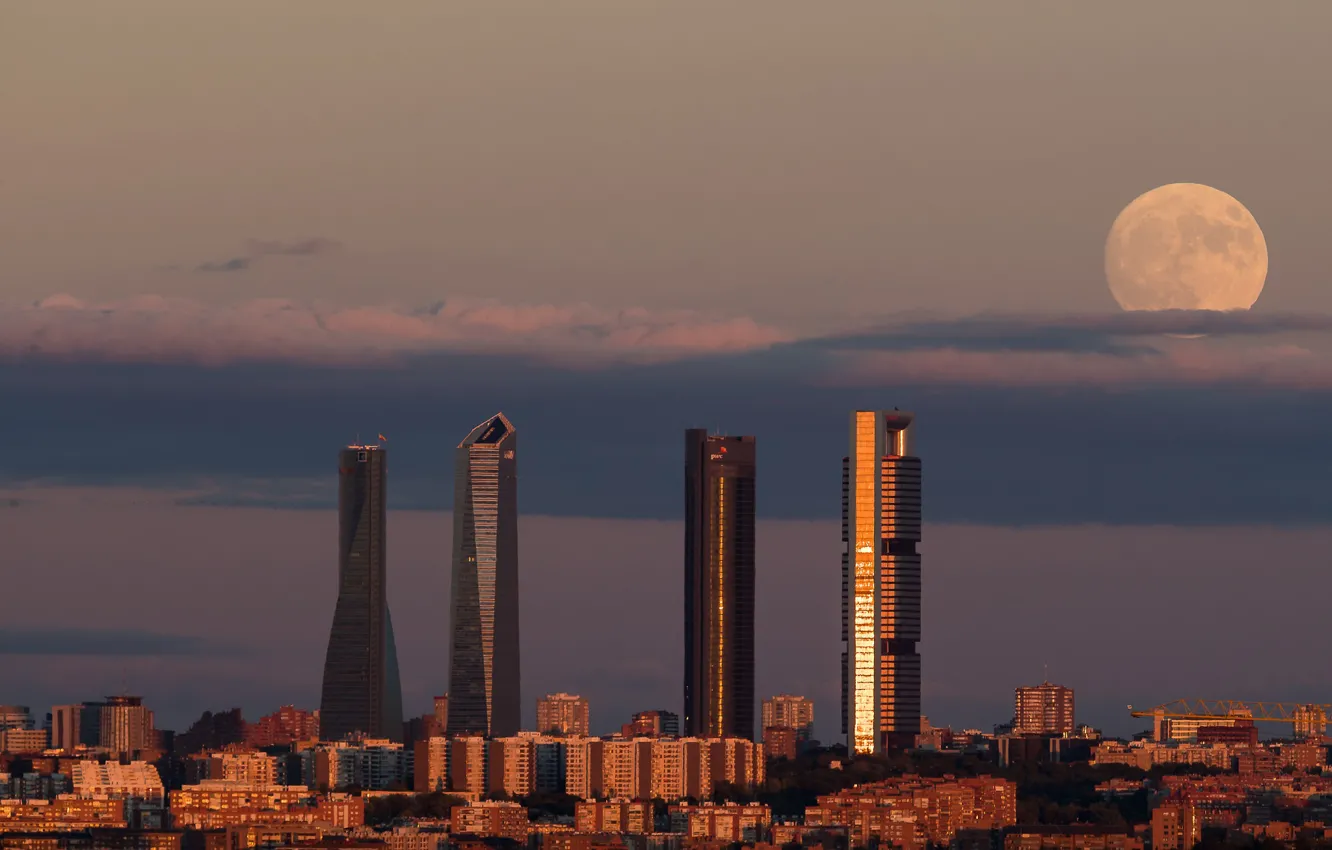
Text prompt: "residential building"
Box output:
[[683, 430, 756, 740], [414, 737, 449, 793], [447, 413, 521, 738], [1014, 683, 1075, 736], [192, 748, 279, 787], [805, 776, 1015, 847], [310, 738, 408, 791], [761, 695, 814, 743], [842, 410, 922, 754], [762, 726, 797, 762], [0, 797, 127, 832], [670, 802, 771, 843], [49, 706, 84, 752], [602, 738, 653, 800], [575, 800, 652, 834], [448, 736, 490, 797], [99, 697, 155, 758], [0, 709, 31, 733], [71, 762, 164, 800], [0, 730, 47, 754], [450, 801, 528, 841], [432, 696, 449, 733], [246, 706, 320, 748], [564, 736, 605, 800], [622, 711, 679, 738], [1004, 825, 1144, 850], [319, 443, 405, 743], [168, 781, 362, 829], [1151, 802, 1201, 850], [537, 694, 590, 736]]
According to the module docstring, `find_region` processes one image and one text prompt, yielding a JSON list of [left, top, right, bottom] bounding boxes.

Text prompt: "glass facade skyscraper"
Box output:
[[683, 429, 756, 740], [320, 444, 404, 743], [841, 411, 921, 754], [447, 413, 521, 738]]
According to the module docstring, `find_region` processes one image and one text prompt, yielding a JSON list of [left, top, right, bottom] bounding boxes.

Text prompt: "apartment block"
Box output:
[[805, 776, 1017, 847], [450, 801, 528, 841], [670, 802, 771, 843], [0, 730, 48, 754], [1014, 683, 1075, 736], [761, 696, 814, 742], [71, 762, 164, 801], [574, 800, 652, 834], [168, 781, 362, 830], [245, 706, 320, 748], [414, 737, 449, 793], [537, 694, 590, 737]]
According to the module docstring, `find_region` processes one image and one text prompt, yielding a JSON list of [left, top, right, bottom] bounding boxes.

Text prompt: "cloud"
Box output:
[[827, 343, 1328, 388], [0, 628, 244, 657], [196, 257, 250, 273], [192, 236, 341, 274], [1, 294, 789, 365], [246, 237, 342, 257], [779, 310, 1332, 388], [10, 295, 1332, 389]]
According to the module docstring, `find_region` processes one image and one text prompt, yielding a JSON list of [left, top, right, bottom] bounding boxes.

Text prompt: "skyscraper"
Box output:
[[320, 443, 404, 742], [842, 411, 921, 754], [683, 430, 756, 740], [447, 413, 521, 738]]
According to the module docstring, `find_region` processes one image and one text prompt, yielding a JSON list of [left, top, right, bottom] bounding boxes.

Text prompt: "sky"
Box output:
[[2, 2, 1332, 739]]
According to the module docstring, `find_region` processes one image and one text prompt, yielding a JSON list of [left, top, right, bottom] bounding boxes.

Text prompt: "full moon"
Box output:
[[1104, 183, 1268, 311]]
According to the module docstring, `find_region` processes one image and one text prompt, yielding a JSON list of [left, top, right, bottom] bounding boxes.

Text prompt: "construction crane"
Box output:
[[1128, 699, 1331, 740]]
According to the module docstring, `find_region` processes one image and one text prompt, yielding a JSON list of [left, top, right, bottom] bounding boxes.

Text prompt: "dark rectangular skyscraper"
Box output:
[[320, 443, 404, 742], [447, 413, 521, 738], [684, 430, 756, 740], [842, 411, 921, 754]]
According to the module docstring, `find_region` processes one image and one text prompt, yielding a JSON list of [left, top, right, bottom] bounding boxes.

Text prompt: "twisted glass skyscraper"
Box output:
[[841, 411, 921, 754], [320, 444, 404, 742], [447, 413, 521, 737], [684, 430, 756, 740]]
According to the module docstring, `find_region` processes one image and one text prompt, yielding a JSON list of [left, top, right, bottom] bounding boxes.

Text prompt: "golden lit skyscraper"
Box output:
[[841, 411, 921, 754]]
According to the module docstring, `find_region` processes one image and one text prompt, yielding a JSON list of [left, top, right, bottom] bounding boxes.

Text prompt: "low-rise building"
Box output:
[[450, 801, 528, 841], [168, 780, 362, 829], [669, 802, 771, 843], [0, 797, 128, 833], [1003, 825, 1144, 850], [805, 776, 1016, 848], [575, 800, 652, 834]]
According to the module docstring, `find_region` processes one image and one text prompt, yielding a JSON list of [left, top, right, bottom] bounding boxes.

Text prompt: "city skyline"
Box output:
[[319, 444, 404, 743], [6, 1, 1332, 748], [447, 413, 521, 738]]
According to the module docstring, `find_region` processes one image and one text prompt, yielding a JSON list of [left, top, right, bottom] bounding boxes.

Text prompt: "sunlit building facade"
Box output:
[[537, 693, 590, 736], [447, 413, 521, 738], [684, 430, 756, 740], [1014, 683, 1075, 735], [319, 444, 404, 742], [842, 411, 922, 754], [761, 695, 815, 742]]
